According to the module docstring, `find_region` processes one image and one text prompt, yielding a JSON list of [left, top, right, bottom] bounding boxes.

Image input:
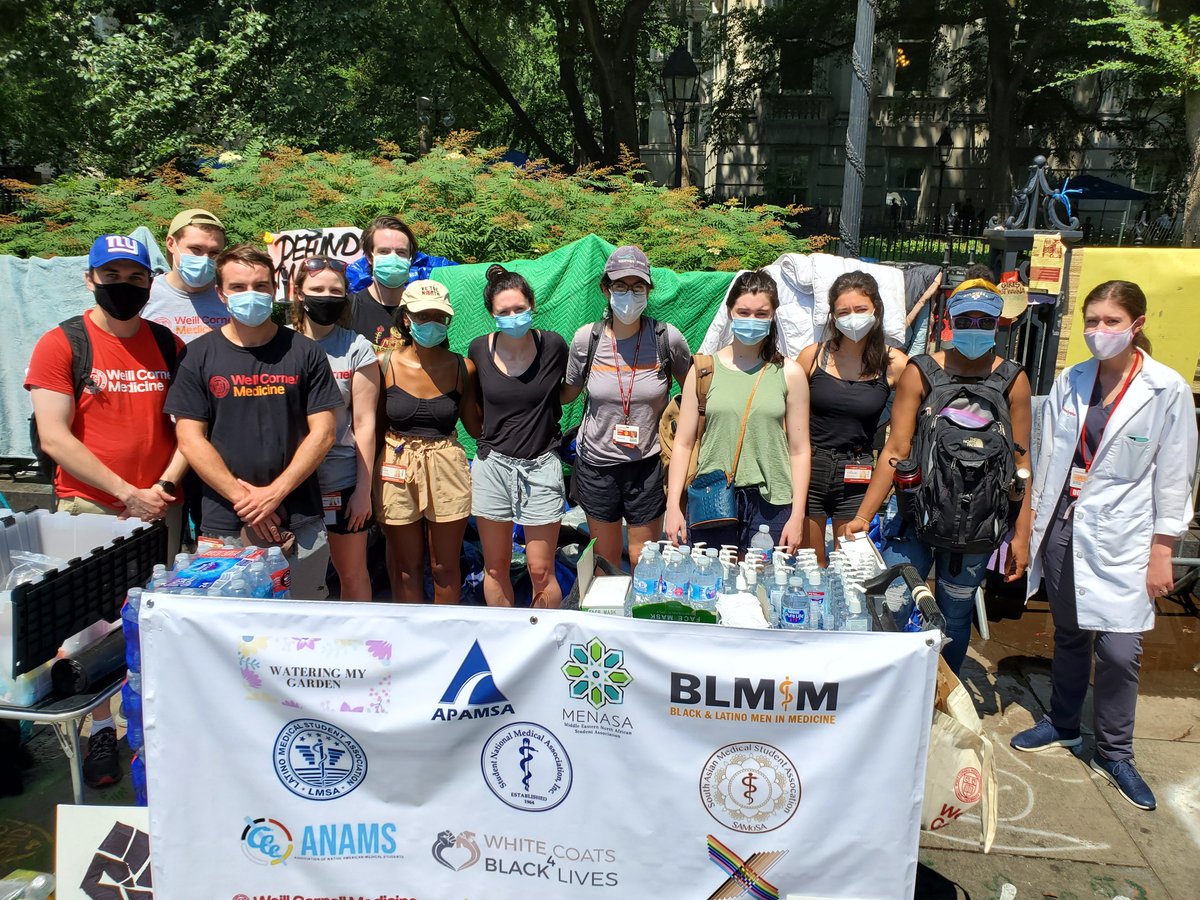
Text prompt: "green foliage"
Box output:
[[1065, 0, 1200, 91], [0, 137, 808, 270]]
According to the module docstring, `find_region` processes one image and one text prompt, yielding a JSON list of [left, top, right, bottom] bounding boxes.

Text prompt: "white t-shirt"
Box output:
[[144, 277, 230, 343]]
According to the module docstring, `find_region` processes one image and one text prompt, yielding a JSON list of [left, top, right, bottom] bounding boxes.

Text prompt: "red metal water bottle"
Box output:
[[893, 459, 921, 522]]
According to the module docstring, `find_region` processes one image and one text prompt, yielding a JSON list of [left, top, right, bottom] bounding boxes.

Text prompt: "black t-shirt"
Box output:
[[350, 288, 400, 349], [164, 326, 344, 535], [468, 330, 567, 460]]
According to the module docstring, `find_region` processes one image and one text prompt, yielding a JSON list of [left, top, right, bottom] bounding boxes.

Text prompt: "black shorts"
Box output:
[[806, 446, 874, 521], [571, 454, 667, 526], [322, 485, 367, 535]]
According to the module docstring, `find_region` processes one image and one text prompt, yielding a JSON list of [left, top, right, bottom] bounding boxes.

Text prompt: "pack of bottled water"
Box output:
[[144, 546, 291, 599]]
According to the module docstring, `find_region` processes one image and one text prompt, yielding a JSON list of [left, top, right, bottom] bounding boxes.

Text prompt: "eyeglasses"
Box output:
[[952, 315, 998, 331], [301, 257, 348, 274], [611, 285, 649, 297]]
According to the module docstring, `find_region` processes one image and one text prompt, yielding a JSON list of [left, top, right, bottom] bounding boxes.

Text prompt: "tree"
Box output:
[[1063, 0, 1200, 245]]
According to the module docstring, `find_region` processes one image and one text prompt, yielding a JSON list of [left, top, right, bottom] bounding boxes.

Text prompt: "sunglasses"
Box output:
[[952, 315, 998, 331], [301, 257, 348, 274]]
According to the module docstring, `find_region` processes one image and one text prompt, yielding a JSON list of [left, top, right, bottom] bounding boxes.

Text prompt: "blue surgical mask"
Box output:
[[609, 290, 647, 325], [495, 309, 533, 338], [373, 253, 411, 289], [730, 317, 772, 345], [177, 253, 216, 288], [951, 328, 996, 359], [410, 320, 448, 347], [226, 290, 275, 327]]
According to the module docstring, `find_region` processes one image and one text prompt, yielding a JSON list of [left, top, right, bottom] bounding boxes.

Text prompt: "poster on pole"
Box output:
[[141, 596, 937, 899]]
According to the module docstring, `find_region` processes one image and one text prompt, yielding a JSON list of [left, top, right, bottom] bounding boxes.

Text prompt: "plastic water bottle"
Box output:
[[266, 547, 291, 598], [705, 548, 724, 595], [631, 543, 663, 610], [131, 751, 148, 806], [245, 561, 272, 599], [146, 564, 168, 590], [226, 576, 252, 598], [688, 550, 719, 609], [122, 671, 143, 752], [172, 552, 192, 573], [662, 548, 692, 601], [121, 588, 142, 673], [750, 524, 774, 555], [843, 587, 872, 631], [781, 575, 809, 630], [806, 568, 826, 630], [768, 568, 789, 627]]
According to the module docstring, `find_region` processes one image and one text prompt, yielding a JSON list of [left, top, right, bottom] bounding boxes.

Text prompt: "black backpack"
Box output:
[[907, 354, 1022, 555], [29, 316, 180, 480]]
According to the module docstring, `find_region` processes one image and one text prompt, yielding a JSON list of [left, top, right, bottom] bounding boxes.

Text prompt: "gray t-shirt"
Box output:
[[566, 319, 691, 466], [315, 326, 378, 491], [144, 277, 230, 343]]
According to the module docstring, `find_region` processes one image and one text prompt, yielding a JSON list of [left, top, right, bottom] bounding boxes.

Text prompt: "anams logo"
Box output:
[[209, 375, 231, 398]]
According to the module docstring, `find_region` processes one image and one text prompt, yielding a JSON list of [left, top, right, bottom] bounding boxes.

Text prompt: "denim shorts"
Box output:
[[471, 449, 566, 526]]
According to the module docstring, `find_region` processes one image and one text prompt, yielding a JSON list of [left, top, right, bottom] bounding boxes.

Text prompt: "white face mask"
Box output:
[[1084, 326, 1134, 360], [610, 290, 648, 325], [834, 312, 875, 342]]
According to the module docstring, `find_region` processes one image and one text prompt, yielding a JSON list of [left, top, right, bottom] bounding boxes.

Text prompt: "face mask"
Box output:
[[177, 253, 216, 288], [1084, 326, 1134, 360], [835, 312, 875, 342], [495, 309, 533, 338], [410, 320, 449, 347], [730, 317, 772, 345], [609, 290, 648, 325], [373, 254, 411, 289], [303, 295, 347, 327], [950, 328, 996, 360], [226, 290, 275, 327], [93, 281, 151, 321]]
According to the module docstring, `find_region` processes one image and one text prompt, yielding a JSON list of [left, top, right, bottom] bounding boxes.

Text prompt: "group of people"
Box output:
[[24, 209, 1196, 814]]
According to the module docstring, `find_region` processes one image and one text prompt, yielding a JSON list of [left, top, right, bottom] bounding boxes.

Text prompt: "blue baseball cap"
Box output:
[[947, 283, 1003, 318], [88, 235, 152, 271]]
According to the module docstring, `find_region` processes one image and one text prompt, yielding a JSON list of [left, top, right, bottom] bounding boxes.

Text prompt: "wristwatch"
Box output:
[[156, 479, 177, 494]]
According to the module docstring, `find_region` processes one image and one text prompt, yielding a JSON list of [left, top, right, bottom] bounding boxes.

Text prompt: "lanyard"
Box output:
[[1080, 351, 1140, 471], [610, 324, 643, 424]]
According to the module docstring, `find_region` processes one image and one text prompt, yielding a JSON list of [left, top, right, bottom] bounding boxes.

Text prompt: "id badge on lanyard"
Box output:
[[843, 464, 873, 484], [322, 492, 343, 525], [613, 423, 640, 448], [381, 440, 408, 484]]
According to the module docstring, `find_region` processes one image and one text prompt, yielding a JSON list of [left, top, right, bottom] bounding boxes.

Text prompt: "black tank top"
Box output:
[[808, 345, 890, 452], [386, 385, 461, 437]]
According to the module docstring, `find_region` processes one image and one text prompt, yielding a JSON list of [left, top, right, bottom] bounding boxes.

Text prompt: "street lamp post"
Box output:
[[935, 125, 953, 230], [661, 43, 700, 189], [417, 94, 455, 156]]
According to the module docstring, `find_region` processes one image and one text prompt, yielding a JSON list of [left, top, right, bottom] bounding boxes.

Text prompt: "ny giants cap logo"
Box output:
[[105, 235, 141, 255], [209, 375, 231, 398]]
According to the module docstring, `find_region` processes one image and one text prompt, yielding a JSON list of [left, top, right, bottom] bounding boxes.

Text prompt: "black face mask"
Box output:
[[303, 295, 348, 326], [93, 280, 151, 321]]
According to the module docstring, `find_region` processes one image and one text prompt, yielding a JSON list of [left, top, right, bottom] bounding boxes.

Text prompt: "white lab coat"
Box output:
[[1027, 353, 1198, 632]]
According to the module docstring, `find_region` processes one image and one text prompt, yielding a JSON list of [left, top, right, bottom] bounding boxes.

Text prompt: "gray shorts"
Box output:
[[471, 449, 565, 526]]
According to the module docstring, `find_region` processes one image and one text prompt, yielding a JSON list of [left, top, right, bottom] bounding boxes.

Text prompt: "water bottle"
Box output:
[[226, 576, 252, 598], [806, 568, 826, 631], [705, 548, 724, 596], [245, 560, 272, 598], [688, 551, 719, 610], [750, 524, 774, 554], [172, 552, 192, 573], [718, 547, 739, 594], [768, 568, 789, 627], [824, 567, 844, 631], [0, 871, 55, 900], [662, 548, 692, 601], [131, 751, 148, 806], [781, 576, 809, 629], [121, 588, 142, 673], [122, 671, 143, 752], [147, 563, 168, 590], [631, 543, 663, 609], [266, 547, 291, 598], [893, 458, 921, 522], [843, 587, 872, 631]]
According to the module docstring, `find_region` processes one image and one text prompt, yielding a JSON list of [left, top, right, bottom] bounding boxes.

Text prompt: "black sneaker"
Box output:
[[83, 727, 122, 788]]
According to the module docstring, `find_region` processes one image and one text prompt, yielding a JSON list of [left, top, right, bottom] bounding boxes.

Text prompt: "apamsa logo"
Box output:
[[432, 640, 515, 722]]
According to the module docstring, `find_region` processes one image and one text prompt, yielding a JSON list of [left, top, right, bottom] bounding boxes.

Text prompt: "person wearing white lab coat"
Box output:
[[1011, 280, 1197, 812]]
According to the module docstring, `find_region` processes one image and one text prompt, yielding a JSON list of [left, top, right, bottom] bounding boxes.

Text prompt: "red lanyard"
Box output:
[[610, 324, 643, 424], [1080, 351, 1140, 471]]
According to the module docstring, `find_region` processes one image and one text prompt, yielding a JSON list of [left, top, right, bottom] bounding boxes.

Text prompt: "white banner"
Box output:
[[141, 596, 937, 900]]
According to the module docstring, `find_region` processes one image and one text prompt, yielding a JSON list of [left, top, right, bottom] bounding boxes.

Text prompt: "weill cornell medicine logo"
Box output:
[[273, 718, 367, 801], [699, 742, 801, 834], [432, 640, 515, 722], [560, 636, 634, 737], [481, 722, 573, 812]]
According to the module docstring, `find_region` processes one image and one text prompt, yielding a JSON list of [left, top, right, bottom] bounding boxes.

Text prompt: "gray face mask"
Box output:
[[610, 290, 648, 325]]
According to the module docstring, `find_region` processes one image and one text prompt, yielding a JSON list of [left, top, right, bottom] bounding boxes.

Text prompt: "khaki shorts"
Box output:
[[376, 433, 472, 526]]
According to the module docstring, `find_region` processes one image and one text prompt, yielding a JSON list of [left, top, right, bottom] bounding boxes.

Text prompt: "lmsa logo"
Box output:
[[670, 673, 839, 715], [432, 640, 515, 722]]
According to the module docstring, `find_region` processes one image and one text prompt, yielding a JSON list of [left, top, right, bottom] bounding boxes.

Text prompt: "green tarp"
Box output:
[[429, 234, 736, 454]]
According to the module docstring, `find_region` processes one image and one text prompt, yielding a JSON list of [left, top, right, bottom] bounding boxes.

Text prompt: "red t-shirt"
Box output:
[[25, 310, 184, 508]]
